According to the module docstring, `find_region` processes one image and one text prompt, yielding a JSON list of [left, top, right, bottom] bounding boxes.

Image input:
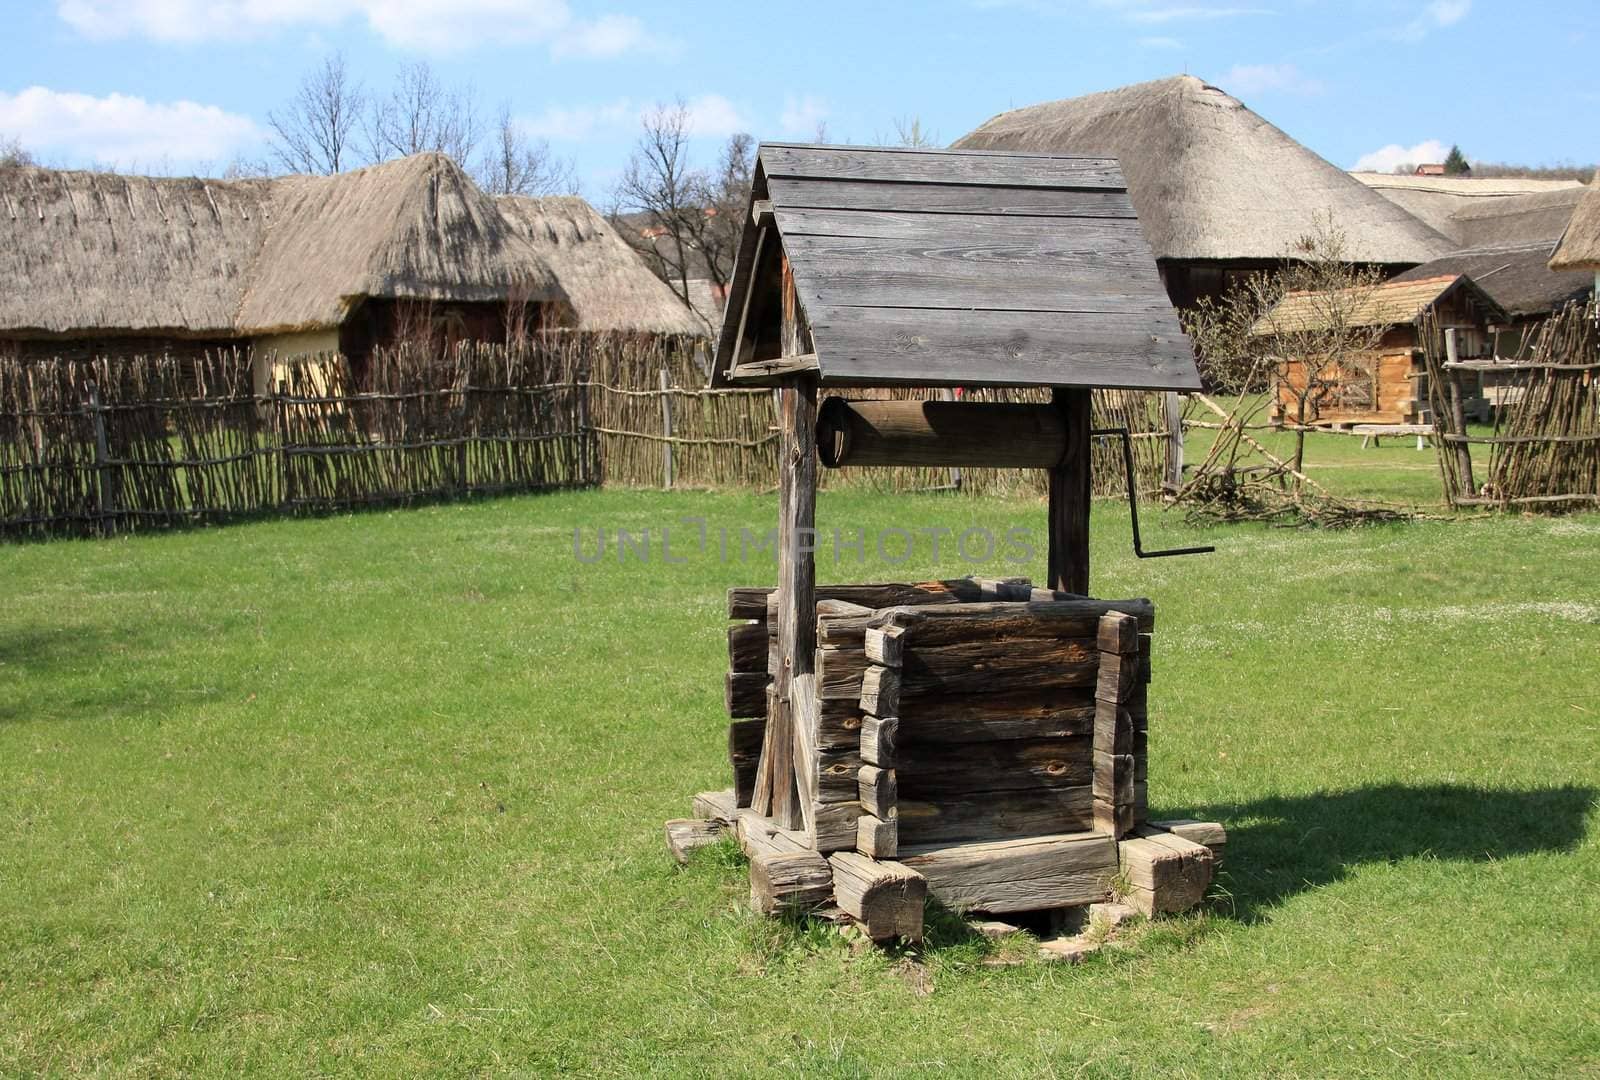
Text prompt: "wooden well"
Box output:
[[665, 144, 1223, 941]]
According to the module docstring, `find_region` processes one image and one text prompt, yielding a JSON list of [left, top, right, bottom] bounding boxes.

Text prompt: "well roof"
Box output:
[[713, 143, 1198, 391]]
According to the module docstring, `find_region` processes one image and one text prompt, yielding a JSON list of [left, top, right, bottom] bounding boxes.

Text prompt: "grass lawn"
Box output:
[[3, 489, 1598, 1076], [1181, 396, 1482, 507]]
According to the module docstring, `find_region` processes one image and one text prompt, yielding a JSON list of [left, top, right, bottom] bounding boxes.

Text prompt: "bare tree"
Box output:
[[1184, 216, 1386, 483], [475, 105, 578, 196], [679, 132, 753, 294], [890, 115, 938, 148], [1, 135, 33, 168], [365, 61, 482, 165], [268, 52, 365, 175], [613, 101, 703, 305]]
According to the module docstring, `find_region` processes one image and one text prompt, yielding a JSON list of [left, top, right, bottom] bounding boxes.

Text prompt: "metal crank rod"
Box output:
[[1091, 426, 1215, 560]]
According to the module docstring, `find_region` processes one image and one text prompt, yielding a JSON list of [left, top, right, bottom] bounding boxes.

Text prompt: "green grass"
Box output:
[[3, 490, 1599, 1076], [1183, 395, 1486, 506]]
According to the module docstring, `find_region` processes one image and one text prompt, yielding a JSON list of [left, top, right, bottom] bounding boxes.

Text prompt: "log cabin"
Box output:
[[1253, 274, 1507, 427]]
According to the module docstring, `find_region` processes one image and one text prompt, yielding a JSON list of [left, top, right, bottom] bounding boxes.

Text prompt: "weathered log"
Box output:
[[859, 667, 900, 716], [857, 814, 898, 858], [897, 786, 1094, 846], [1092, 700, 1133, 755], [732, 578, 1032, 622], [728, 719, 764, 808], [750, 850, 834, 915], [665, 818, 726, 865], [815, 747, 864, 803], [1117, 827, 1213, 916], [827, 851, 927, 942], [817, 699, 865, 748], [810, 801, 861, 853], [1095, 651, 1141, 704], [816, 397, 1067, 469], [1097, 611, 1141, 656], [897, 736, 1092, 795], [1093, 751, 1136, 807], [728, 621, 768, 673], [864, 624, 906, 667], [895, 689, 1097, 743], [857, 764, 897, 819], [860, 715, 899, 767], [726, 672, 768, 718], [899, 831, 1117, 915], [816, 597, 1155, 647]]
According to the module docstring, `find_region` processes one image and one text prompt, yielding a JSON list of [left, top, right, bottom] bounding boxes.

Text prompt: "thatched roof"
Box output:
[[0, 167, 271, 337], [0, 153, 567, 340], [1351, 174, 1584, 245], [496, 195, 704, 336], [955, 76, 1456, 267], [1550, 173, 1600, 271], [1392, 244, 1592, 319], [239, 154, 562, 335], [1251, 274, 1507, 336]]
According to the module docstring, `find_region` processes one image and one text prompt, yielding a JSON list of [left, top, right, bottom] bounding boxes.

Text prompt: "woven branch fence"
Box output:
[[1423, 301, 1600, 510], [2, 332, 1175, 538]]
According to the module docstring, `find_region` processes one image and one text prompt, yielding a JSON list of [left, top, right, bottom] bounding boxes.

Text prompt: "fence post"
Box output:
[[575, 367, 593, 487], [455, 382, 469, 496], [1163, 391, 1185, 493], [940, 387, 962, 491], [86, 381, 116, 533], [1444, 328, 1475, 498], [660, 367, 674, 490], [276, 379, 293, 512]]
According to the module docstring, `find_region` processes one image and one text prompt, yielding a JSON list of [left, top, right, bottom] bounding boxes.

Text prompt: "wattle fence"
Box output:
[[1, 333, 1176, 539]]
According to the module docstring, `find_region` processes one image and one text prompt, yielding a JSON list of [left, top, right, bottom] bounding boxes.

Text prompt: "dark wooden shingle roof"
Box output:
[[713, 143, 1199, 390]]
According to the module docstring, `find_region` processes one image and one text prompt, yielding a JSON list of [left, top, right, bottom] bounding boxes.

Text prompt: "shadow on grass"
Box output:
[[1192, 782, 1596, 921], [0, 621, 211, 725]]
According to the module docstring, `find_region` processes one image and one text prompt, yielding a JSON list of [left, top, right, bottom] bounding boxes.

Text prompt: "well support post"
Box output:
[[1048, 387, 1092, 595], [753, 375, 816, 830]]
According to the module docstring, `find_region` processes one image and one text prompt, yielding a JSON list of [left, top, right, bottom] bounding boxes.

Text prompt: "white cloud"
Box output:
[[1123, 5, 1273, 22], [1221, 62, 1325, 96], [55, 0, 663, 56], [1352, 138, 1449, 173], [0, 85, 262, 167], [520, 94, 749, 142], [521, 98, 637, 140], [779, 95, 829, 138], [1393, 0, 1470, 41], [1137, 35, 1185, 48], [680, 94, 748, 139]]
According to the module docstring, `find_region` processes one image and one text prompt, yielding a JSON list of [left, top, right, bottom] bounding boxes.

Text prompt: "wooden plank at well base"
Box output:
[[734, 808, 810, 860], [691, 789, 738, 824], [897, 786, 1093, 847], [827, 851, 927, 943], [898, 831, 1117, 915], [1117, 828, 1214, 917], [1152, 819, 1227, 864], [750, 850, 834, 915], [665, 818, 726, 865]]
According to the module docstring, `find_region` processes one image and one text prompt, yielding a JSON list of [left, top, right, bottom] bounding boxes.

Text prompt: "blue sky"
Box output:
[[0, 1, 1593, 198]]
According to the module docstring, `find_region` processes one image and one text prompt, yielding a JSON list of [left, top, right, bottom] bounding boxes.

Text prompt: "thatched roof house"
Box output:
[[954, 75, 1455, 308], [1550, 173, 1600, 272], [1351, 174, 1585, 246], [497, 195, 704, 335], [1, 154, 568, 361]]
